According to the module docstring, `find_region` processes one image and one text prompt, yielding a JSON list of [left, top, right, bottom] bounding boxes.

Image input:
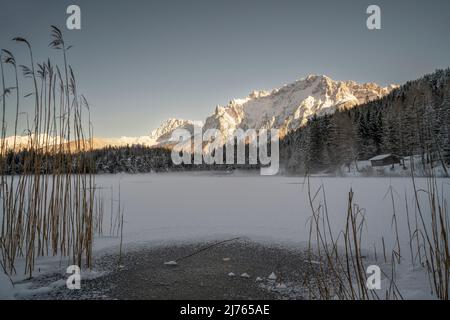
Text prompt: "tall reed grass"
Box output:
[[410, 169, 449, 299], [0, 26, 97, 278], [304, 171, 449, 300]]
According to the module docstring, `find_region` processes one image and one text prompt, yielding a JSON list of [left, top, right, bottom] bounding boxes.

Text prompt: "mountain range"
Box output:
[[2, 75, 398, 150]]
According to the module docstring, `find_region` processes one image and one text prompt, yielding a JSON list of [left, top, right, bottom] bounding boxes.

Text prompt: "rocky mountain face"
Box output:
[[203, 75, 397, 139], [149, 119, 200, 143]]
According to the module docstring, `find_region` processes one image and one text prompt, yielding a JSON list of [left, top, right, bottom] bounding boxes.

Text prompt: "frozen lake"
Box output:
[[1, 172, 448, 299], [92, 172, 450, 253]]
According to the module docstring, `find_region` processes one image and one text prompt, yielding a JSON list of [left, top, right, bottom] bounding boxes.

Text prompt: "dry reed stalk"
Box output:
[[304, 177, 406, 300], [0, 26, 100, 278]]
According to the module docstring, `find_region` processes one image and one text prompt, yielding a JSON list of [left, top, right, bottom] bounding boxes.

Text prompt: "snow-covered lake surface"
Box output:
[[92, 172, 449, 251]]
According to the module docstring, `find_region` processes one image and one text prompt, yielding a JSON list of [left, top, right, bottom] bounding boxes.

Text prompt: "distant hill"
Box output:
[[280, 69, 450, 175]]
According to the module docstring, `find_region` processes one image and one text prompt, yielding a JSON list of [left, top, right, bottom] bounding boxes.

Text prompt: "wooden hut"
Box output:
[[369, 154, 401, 167]]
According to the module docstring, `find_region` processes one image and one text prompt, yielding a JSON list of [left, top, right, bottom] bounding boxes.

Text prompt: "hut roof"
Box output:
[[369, 154, 396, 161]]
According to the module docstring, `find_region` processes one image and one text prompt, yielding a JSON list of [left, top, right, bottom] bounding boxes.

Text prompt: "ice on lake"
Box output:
[[92, 172, 450, 252]]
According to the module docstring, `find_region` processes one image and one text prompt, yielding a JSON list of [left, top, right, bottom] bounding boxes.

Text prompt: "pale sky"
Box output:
[[1, 0, 450, 137]]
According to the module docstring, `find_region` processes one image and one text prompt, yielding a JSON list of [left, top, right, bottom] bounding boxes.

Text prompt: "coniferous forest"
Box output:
[[281, 69, 450, 174]]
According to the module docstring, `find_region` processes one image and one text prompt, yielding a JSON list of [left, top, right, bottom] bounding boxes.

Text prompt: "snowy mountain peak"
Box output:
[[203, 74, 398, 139], [150, 118, 196, 141]]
